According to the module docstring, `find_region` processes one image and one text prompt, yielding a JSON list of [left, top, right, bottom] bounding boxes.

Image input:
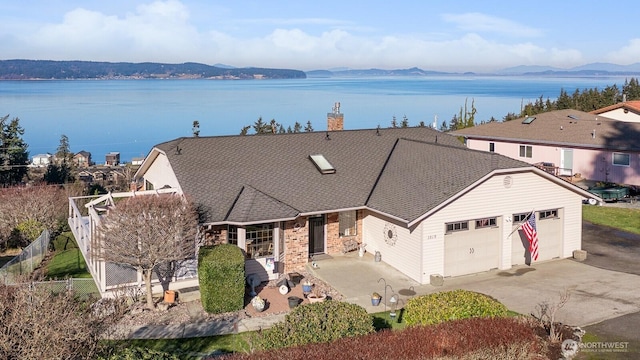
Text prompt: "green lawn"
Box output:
[[45, 247, 92, 279], [582, 205, 640, 234]]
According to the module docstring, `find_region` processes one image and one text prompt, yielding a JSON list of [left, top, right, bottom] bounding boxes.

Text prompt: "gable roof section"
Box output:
[[591, 100, 640, 116], [451, 109, 640, 151], [147, 127, 465, 225], [366, 138, 531, 222], [226, 185, 300, 224]]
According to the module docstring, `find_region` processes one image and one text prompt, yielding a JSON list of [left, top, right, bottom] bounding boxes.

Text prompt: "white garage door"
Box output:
[[512, 211, 562, 265], [445, 219, 500, 277]]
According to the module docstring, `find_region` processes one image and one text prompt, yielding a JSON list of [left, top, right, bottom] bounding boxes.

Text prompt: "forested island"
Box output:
[[0, 60, 307, 80]]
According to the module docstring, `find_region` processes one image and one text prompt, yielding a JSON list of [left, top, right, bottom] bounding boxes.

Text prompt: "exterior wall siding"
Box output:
[[419, 171, 584, 284], [363, 210, 423, 282], [142, 153, 181, 189], [467, 139, 640, 185]]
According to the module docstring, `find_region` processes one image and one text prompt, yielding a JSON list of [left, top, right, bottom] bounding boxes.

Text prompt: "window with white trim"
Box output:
[[339, 210, 357, 237], [513, 213, 532, 223], [446, 221, 469, 233], [227, 225, 238, 245], [539, 209, 558, 220], [519, 145, 533, 158], [612, 153, 630, 166], [475, 217, 497, 229], [245, 224, 273, 259]]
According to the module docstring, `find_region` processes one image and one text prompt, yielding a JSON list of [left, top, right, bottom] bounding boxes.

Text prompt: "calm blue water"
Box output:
[[0, 76, 631, 162]]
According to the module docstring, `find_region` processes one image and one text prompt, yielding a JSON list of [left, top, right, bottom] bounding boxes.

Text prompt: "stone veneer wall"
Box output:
[[282, 218, 309, 272]]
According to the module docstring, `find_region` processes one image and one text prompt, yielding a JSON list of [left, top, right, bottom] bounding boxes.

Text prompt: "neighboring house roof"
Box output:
[[139, 127, 535, 226], [591, 100, 640, 116], [74, 150, 91, 158], [451, 109, 640, 151]]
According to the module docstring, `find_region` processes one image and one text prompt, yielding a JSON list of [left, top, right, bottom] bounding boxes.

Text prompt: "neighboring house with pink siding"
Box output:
[[452, 109, 640, 186]]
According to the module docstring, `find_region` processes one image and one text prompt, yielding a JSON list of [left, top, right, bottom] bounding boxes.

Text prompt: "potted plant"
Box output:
[[307, 290, 327, 303], [371, 292, 382, 306]]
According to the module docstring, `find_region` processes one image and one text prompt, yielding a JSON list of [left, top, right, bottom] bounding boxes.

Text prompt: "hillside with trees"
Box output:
[[0, 60, 306, 80]]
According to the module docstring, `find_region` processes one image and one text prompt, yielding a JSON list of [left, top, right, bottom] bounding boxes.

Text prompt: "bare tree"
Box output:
[[0, 282, 122, 359], [532, 288, 572, 342], [0, 185, 67, 249], [97, 194, 199, 309]]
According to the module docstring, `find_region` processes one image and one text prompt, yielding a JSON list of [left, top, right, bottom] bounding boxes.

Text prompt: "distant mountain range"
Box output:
[[307, 63, 640, 77], [2, 59, 639, 80], [0, 60, 306, 80]]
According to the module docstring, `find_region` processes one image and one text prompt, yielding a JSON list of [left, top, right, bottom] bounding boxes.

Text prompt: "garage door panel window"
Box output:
[[513, 213, 532, 223], [446, 221, 469, 233], [539, 209, 558, 220], [475, 217, 497, 229]]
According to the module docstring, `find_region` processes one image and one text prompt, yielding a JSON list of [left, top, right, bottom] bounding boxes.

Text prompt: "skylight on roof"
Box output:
[[522, 116, 536, 124], [309, 154, 336, 174], [568, 114, 579, 120]]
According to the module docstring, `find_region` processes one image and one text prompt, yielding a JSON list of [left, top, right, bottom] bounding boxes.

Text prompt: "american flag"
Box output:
[[522, 214, 539, 261]]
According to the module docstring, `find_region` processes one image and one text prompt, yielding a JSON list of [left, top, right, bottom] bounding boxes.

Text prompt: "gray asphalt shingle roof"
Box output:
[[451, 109, 640, 151], [152, 127, 531, 225]]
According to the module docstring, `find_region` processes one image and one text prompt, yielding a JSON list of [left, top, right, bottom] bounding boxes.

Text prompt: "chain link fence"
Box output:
[[0, 229, 50, 284]]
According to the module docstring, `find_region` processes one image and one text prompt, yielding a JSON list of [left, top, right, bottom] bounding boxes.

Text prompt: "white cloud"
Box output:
[[0, 1, 606, 72], [605, 38, 640, 65], [441, 12, 542, 38]]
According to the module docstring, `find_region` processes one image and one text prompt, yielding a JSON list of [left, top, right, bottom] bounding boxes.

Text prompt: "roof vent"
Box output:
[[522, 116, 535, 124], [309, 154, 336, 174], [568, 114, 579, 120]]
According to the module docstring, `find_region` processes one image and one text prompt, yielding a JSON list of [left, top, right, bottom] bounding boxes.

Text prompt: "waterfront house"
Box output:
[[69, 109, 597, 296]]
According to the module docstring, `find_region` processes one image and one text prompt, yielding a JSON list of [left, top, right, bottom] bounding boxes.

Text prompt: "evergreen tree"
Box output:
[[293, 122, 302, 133], [400, 115, 409, 128], [556, 89, 572, 110], [253, 117, 270, 134], [0, 115, 29, 186], [304, 121, 314, 132], [390, 116, 398, 128], [45, 134, 74, 184], [192, 120, 200, 137], [240, 125, 250, 136]]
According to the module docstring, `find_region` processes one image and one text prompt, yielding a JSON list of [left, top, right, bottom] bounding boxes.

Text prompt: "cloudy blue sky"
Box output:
[[2, 0, 639, 72]]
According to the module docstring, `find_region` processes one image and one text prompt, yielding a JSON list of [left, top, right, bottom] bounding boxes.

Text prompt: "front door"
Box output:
[[308, 216, 325, 257]]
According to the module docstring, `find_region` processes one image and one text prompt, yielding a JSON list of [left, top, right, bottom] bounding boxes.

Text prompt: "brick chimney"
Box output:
[[327, 102, 344, 131]]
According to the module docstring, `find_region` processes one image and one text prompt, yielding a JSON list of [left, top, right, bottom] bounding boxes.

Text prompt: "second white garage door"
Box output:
[[444, 218, 500, 277]]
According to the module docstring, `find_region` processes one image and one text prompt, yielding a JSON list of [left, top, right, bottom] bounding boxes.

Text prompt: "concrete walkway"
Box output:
[[308, 251, 640, 328], [116, 313, 287, 340]]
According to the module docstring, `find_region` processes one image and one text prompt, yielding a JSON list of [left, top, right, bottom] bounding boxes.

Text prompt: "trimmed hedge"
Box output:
[[198, 244, 245, 314], [257, 301, 374, 350], [404, 289, 508, 326]]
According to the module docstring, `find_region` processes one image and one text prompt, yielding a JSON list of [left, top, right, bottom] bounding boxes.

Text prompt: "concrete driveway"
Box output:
[[309, 222, 640, 328]]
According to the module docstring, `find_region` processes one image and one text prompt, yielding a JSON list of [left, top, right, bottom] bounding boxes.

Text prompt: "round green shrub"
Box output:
[[404, 289, 508, 326], [258, 301, 374, 350]]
